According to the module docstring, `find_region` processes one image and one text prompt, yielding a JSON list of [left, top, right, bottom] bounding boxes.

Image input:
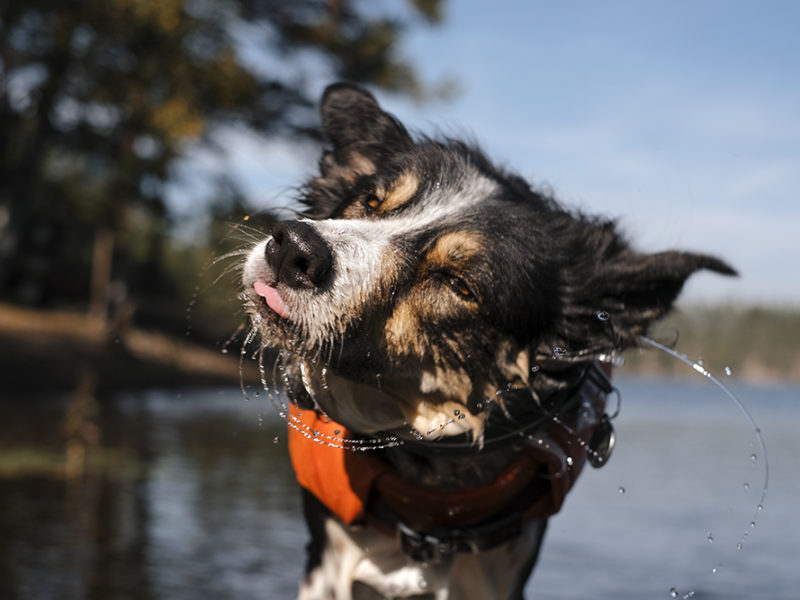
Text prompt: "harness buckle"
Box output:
[[398, 522, 458, 563]]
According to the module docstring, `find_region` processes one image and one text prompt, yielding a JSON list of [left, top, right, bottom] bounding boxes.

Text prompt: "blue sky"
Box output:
[[193, 1, 800, 306]]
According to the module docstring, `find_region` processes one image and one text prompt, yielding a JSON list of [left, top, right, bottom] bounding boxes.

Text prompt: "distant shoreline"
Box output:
[[0, 303, 260, 396], [621, 304, 800, 383], [1, 303, 797, 398]]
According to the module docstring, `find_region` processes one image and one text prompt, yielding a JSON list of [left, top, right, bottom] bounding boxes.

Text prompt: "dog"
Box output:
[[241, 83, 736, 600]]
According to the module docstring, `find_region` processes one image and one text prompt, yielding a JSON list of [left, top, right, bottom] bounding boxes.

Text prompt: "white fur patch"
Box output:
[[298, 516, 546, 599], [241, 168, 499, 355]]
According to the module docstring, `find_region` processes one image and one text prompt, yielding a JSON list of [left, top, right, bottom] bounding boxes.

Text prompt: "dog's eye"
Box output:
[[447, 275, 476, 302], [362, 193, 382, 214]]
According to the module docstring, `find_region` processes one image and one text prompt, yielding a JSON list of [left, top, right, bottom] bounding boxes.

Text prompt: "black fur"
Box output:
[[304, 83, 735, 379], [242, 82, 737, 599]]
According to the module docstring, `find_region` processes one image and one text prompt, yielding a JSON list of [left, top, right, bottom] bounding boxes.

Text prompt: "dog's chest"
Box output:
[[300, 516, 546, 600]]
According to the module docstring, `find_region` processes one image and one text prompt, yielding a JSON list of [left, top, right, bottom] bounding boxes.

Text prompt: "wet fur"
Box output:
[[241, 83, 736, 599]]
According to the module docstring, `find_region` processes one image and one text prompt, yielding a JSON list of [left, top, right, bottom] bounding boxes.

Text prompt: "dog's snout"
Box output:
[[266, 221, 333, 289]]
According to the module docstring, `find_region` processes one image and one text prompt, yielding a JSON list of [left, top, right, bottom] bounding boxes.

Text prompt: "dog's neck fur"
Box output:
[[283, 356, 586, 490]]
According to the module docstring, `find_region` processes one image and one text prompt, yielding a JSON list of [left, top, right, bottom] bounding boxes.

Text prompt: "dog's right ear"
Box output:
[[319, 83, 413, 179]]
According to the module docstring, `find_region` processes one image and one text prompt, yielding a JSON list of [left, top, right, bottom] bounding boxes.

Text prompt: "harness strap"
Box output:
[[287, 362, 613, 557], [287, 405, 391, 524]]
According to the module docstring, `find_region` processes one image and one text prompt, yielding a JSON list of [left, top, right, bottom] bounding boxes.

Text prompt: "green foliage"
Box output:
[[625, 304, 800, 380], [0, 0, 445, 335]]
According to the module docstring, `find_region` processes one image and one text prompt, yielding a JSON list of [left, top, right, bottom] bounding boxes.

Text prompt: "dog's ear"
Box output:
[[559, 230, 737, 350], [319, 83, 412, 178], [321, 82, 411, 150]]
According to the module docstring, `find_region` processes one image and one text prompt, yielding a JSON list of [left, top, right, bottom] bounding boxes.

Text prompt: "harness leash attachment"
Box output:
[[287, 362, 615, 560]]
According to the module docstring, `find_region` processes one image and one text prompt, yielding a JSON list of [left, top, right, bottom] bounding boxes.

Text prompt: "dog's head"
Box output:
[[242, 83, 735, 440]]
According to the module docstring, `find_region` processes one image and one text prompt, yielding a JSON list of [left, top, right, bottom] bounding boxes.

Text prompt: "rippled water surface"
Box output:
[[0, 376, 798, 599]]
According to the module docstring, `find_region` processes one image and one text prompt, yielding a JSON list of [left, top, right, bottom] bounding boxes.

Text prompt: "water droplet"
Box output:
[[750, 521, 756, 528], [273, 436, 280, 444], [333, 429, 341, 436], [566, 456, 574, 466], [553, 346, 566, 356], [453, 409, 461, 416], [596, 310, 610, 321], [724, 366, 733, 376], [531, 364, 541, 373], [750, 453, 758, 463], [618, 486, 626, 495], [670, 588, 679, 598], [737, 542, 743, 550], [457, 413, 466, 420], [697, 358, 704, 366], [743, 482, 750, 490], [706, 532, 714, 544], [757, 504, 763, 511]]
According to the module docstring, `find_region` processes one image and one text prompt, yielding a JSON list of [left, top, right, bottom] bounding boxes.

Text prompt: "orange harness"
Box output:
[[287, 364, 613, 552]]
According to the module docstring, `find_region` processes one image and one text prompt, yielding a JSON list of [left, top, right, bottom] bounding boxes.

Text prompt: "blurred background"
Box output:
[[0, 1, 798, 599]]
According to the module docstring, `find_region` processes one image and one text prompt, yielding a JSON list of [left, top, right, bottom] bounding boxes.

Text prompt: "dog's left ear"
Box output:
[[319, 83, 413, 179], [561, 247, 737, 349], [321, 83, 411, 150]]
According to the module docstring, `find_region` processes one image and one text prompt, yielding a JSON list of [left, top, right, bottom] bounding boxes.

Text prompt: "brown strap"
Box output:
[[289, 364, 611, 531]]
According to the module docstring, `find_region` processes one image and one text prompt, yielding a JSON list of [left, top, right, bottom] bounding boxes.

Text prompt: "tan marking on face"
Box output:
[[343, 151, 376, 181], [376, 172, 419, 215], [403, 397, 485, 441], [419, 365, 473, 400], [424, 231, 484, 272], [313, 151, 376, 191], [390, 373, 483, 440], [384, 300, 424, 357], [383, 233, 486, 360], [499, 346, 531, 386]]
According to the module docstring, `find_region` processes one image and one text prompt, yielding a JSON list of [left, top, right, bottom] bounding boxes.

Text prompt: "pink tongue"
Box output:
[[253, 281, 290, 319]]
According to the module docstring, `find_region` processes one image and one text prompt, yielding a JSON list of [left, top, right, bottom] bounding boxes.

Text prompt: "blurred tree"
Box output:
[[0, 0, 445, 325]]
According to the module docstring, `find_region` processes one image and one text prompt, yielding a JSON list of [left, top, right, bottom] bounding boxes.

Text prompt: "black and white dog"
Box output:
[[241, 83, 735, 600]]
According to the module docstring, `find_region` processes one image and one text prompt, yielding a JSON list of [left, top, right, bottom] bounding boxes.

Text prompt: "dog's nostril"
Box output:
[[267, 221, 333, 289]]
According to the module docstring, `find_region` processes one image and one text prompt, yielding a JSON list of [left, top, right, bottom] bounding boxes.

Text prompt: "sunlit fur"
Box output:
[[241, 83, 735, 443], [240, 83, 736, 600]]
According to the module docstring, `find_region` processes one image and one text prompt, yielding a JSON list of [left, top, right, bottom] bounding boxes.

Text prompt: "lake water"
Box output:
[[0, 375, 798, 599]]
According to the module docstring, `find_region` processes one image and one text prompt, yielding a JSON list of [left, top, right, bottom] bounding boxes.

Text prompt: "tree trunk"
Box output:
[[88, 227, 115, 325]]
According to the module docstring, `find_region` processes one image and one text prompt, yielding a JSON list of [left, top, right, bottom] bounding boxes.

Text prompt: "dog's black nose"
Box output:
[[266, 221, 333, 289]]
